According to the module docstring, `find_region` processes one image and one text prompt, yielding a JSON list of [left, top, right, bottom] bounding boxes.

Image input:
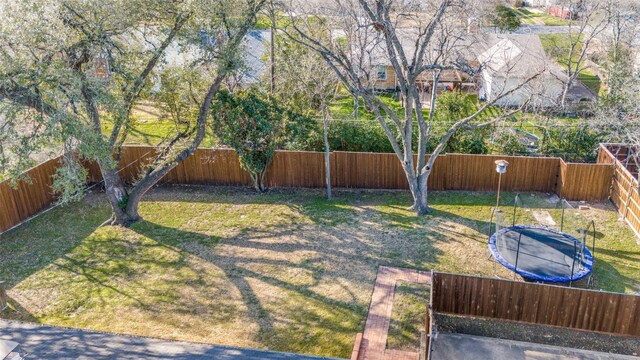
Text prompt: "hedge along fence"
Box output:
[[0, 145, 616, 233], [430, 272, 640, 336]]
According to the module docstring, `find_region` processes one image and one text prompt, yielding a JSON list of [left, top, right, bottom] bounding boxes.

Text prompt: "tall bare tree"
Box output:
[[543, 0, 612, 106], [0, 0, 266, 226], [271, 24, 339, 199], [283, 0, 543, 215]]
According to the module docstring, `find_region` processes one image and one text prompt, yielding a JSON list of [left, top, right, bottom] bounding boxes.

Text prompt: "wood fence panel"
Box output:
[[265, 151, 326, 188], [333, 151, 409, 189], [0, 157, 61, 233], [445, 155, 559, 192], [431, 272, 640, 336], [0, 146, 619, 235], [559, 162, 614, 201]]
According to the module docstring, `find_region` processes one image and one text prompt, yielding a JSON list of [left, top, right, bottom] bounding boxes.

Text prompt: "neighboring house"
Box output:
[[369, 29, 477, 104], [477, 34, 566, 107], [151, 29, 270, 92], [369, 30, 564, 108]]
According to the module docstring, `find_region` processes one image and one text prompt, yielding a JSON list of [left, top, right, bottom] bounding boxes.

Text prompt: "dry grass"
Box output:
[[387, 281, 430, 351], [0, 187, 638, 358]]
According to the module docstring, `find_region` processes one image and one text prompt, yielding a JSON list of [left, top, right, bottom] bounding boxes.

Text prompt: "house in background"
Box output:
[[369, 29, 477, 105], [370, 31, 565, 108], [478, 34, 566, 108], [373, 64, 476, 104], [152, 29, 270, 92]]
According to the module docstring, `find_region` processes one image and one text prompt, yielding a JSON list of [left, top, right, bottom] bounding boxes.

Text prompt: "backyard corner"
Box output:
[[1, 186, 639, 358]]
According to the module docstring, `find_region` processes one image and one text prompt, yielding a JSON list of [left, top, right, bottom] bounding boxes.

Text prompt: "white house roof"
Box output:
[[476, 34, 567, 81], [357, 29, 567, 82]]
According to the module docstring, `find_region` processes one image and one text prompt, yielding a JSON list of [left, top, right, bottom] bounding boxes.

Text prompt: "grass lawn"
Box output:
[[1, 187, 639, 358], [387, 282, 429, 351], [514, 8, 570, 26], [102, 103, 218, 146], [539, 34, 602, 95], [329, 94, 413, 120], [577, 70, 602, 95]]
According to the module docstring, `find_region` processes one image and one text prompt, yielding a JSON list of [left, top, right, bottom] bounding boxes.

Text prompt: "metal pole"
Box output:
[[569, 240, 577, 287], [512, 193, 519, 226], [513, 232, 523, 280], [588, 220, 596, 287], [496, 172, 503, 211], [561, 200, 566, 232]]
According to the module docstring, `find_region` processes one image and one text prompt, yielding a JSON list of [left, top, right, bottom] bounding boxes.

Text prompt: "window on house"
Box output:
[[376, 66, 387, 81]]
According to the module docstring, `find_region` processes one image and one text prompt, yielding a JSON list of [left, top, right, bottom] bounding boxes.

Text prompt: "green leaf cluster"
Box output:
[[210, 90, 313, 191]]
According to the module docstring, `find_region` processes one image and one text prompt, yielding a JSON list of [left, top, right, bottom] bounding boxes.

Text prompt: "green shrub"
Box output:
[[211, 90, 313, 191], [493, 5, 521, 33], [539, 125, 601, 162]]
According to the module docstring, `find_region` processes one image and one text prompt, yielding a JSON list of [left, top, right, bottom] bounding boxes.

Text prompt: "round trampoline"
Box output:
[[489, 225, 593, 283]]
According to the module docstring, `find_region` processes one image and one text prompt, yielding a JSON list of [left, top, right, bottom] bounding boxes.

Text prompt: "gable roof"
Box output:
[[363, 30, 566, 81], [476, 34, 566, 80]]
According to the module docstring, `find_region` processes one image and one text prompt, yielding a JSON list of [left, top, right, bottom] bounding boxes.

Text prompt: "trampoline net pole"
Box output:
[[570, 240, 577, 287], [488, 208, 495, 239], [561, 199, 566, 233], [513, 232, 524, 280], [512, 193, 520, 227]]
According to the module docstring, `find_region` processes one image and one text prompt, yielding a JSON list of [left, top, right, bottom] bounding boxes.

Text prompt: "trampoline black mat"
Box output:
[[489, 225, 593, 282]]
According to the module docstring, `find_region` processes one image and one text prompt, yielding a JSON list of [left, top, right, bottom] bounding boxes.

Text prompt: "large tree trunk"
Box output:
[[560, 79, 572, 108], [403, 162, 430, 216], [99, 162, 139, 226], [408, 172, 429, 216]]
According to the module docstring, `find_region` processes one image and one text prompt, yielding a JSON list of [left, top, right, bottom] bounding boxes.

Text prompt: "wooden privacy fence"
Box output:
[[85, 146, 613, 196], [599, 144, 640, 239], [0, 281, 7, 311], [0, 157, 62, 234], [431, 272, 640, 336], [0, 145, 616, 233]]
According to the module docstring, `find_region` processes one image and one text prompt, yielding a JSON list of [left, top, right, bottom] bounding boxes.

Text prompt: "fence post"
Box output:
[[0, 281, 7, 311], [624, 180, 634, 220]]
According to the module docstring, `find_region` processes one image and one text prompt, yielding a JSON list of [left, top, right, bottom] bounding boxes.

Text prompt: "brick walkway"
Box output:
[[356, 266, 431, 360]]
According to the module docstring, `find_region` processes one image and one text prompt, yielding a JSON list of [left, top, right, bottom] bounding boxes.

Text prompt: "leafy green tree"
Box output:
[[539, 125, 601, 162], [435, 92, 489, 154], [493, 129, 530, 156], [0, 0, 265, 226], [210, 90, 312, 192], [493, 5, 521, 33]]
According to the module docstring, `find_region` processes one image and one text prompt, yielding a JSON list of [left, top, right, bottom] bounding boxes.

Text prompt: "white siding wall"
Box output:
[[483, 73, 563, 107]]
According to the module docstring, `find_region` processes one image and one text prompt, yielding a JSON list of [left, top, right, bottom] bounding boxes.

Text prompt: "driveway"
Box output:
[[0, 320, 343, 360]]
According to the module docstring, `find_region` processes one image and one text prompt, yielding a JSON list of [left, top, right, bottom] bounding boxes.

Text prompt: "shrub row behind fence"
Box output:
[[1, 146, 615, 233]]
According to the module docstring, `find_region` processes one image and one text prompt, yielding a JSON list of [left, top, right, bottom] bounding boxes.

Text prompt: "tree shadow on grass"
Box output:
[[127, 186, 485, 355], [131, 218, 379, 355], [3, 186, 638, 356], [0, 194, 110, 321]]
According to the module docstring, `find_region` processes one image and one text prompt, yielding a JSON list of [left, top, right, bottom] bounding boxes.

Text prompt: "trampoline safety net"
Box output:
[[489, 194, 595, 283]]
